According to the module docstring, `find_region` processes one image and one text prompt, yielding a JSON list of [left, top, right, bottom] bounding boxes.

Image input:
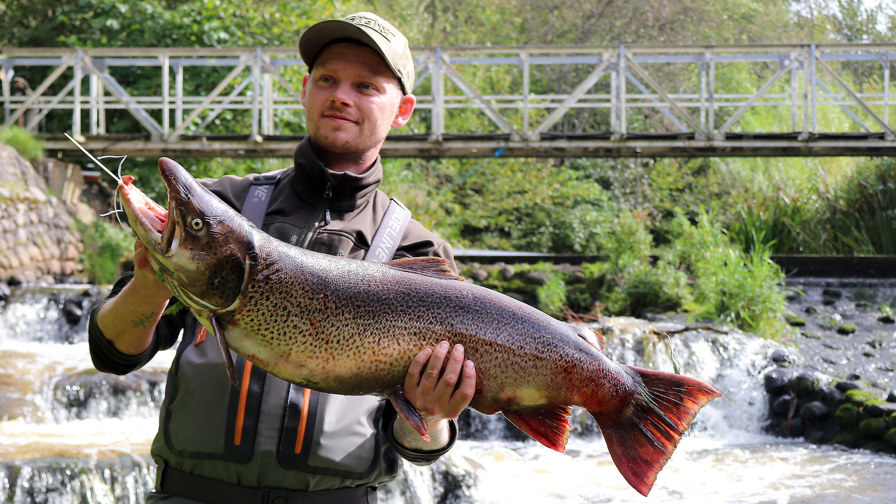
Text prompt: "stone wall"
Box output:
[[0, 144, 83, 284]]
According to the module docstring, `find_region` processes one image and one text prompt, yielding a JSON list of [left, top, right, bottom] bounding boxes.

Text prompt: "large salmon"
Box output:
[[117, 157, 721, 496]]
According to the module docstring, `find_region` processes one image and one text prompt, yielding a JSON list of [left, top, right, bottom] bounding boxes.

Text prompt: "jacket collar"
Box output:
[[290, 136, 383, 212]]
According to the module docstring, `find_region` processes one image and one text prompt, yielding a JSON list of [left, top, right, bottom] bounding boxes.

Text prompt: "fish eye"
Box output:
[[190, 217, 204, 231]]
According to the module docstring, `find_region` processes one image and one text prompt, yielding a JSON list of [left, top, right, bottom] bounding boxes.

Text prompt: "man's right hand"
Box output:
[[95, 239, 172, 355], [131, 240, 174, 303]]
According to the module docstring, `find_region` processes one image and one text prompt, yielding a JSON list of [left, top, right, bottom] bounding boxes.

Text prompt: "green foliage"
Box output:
[[396, 157, 619, 254], [664, 212, 790, 338], [0, 127, 44, 161], [76, 219, 133, 285], [535, 273, 567, 316], [725, 157, 896, 256], [0, 0, 343, 47]]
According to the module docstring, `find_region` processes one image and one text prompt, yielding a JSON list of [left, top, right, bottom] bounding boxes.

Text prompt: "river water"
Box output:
[[1, 284, 894, 503]]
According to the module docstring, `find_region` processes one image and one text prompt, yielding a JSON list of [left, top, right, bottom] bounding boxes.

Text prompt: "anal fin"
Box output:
[[502, 403, 572, 453]]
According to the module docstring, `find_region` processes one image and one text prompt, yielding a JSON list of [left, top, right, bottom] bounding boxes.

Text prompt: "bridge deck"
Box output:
[[3, 44, 894, 158], [41, 132, 896, 159]]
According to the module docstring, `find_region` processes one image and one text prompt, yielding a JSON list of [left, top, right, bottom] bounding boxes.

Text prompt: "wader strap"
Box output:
[[241, 173, 283, 227], [160, 466, 378, 504], [366, 198, 412, 263]]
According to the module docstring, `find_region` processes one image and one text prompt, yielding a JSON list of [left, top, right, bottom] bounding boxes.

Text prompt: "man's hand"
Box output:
[[131, 240, 174, 303], [392, 341, 476, 450], [95, 239, 173, 356]]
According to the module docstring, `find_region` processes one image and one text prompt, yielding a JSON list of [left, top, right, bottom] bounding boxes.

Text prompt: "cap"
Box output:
[[299, 12, 415, 94]]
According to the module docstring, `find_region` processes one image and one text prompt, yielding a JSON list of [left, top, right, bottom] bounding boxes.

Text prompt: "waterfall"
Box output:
[[2, 284, 895, 503]]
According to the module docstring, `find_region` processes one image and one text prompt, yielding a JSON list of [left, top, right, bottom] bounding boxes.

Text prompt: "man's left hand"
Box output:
[[394, 341, 476, 449]]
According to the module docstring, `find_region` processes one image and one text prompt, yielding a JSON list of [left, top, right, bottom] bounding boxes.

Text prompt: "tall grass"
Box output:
[[725, 157, 896, 255]]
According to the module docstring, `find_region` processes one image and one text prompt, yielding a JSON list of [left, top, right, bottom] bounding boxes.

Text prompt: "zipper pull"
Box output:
[[323, 183, 332, 226]]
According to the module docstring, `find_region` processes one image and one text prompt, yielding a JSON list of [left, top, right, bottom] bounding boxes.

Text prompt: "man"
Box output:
[[88, 12, 476, 504]]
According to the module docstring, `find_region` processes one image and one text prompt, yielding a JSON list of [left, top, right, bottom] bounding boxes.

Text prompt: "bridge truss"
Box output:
[[1, 44, 894, 158]]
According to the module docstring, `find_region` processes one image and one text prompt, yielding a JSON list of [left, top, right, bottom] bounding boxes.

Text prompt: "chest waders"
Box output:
[[156, 173, 411, 503]]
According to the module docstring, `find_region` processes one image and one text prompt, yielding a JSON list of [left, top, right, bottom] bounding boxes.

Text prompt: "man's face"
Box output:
[[301, 43, 415, 170]]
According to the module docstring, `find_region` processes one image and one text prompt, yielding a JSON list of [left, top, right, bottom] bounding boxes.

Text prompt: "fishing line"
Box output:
[[421, 147, 505, 209], [64, 133, 129, 226], [64, 133, 124, 185]]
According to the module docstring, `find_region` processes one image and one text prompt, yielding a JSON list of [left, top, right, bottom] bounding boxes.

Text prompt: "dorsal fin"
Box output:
[[386, 256, 467, 281]]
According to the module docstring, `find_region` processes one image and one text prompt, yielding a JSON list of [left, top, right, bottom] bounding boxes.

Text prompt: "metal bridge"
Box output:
[[2, 43, 895, 159]]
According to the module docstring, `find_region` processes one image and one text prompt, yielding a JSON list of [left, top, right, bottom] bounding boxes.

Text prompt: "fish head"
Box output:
[[119, 157, 254, 313]]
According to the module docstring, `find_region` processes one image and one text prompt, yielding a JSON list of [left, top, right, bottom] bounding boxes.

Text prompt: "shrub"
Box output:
[[663, 211, 791, 338], [77, 219, 133, 284], [0, 126, 44, 161]]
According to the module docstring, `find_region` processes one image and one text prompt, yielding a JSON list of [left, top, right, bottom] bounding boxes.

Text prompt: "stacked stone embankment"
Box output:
[[0, 144, 83, 285]]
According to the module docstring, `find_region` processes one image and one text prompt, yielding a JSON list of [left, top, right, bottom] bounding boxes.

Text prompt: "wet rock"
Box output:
[[820, 386, 844, 406], [787, 416, 805, 437], [859, 417, 889, 439], [835, 403, 860, 429], [836, 324, 857, 335], [832, 431, 861, 448], [835, 380, 863, 393], [845, 389, 882, 406], [61, 297, 83, 325], [764, 368, 792, 395], [864, 402, 896, 418], [822, 288, 843, 299], [771, 349, 796, 366], [867, 338, 884, 349], [784, 314, 806, 327], [51, 370, 168, 421], [878, 314, 895, 324], [799, 401, 830, 421], [771, 395, 793, 415], [886, 428, 896, 450], [887, 391, 896, 402], [792, 371, 822, 397]]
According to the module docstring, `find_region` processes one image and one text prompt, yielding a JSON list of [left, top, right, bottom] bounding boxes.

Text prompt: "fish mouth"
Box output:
[[119, 175, 177, 256]]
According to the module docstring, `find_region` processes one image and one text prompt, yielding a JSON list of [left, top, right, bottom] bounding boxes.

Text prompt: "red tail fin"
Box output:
[[590, 365, 721, 496]]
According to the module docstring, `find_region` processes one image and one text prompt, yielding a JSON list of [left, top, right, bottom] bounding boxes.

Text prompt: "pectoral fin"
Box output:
[[388, 391, 431, 442], [209, 314, 239, 387]]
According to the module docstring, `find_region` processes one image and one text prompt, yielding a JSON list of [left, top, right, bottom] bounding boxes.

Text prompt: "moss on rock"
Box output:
[[834, 403, 860, 429]]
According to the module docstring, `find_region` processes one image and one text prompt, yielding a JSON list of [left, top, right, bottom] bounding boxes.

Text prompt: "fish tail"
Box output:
[[589, 365, 721, 496]]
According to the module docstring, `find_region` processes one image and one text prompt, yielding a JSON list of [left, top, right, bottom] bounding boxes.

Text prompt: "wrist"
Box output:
[[392, 415, 452, 451]]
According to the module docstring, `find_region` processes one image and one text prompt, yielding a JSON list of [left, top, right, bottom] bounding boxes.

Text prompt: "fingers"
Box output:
[[420, 341, 453, 395], [403, 346, 433, 399], [130, 239, 174, 301], [405, 341, 477, 421]]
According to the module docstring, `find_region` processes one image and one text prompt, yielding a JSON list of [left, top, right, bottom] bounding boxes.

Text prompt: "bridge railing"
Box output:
[[1, 44, 894, 156]]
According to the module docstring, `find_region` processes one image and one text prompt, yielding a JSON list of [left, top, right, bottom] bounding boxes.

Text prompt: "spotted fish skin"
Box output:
[[119, 157, 722, 497]]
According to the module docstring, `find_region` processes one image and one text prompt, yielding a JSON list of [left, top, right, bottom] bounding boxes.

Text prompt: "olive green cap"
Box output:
[[299, 12, 415, 94]]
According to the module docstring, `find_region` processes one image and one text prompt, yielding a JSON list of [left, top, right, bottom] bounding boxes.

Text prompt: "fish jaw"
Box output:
[[118, 176, 174, 255]]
